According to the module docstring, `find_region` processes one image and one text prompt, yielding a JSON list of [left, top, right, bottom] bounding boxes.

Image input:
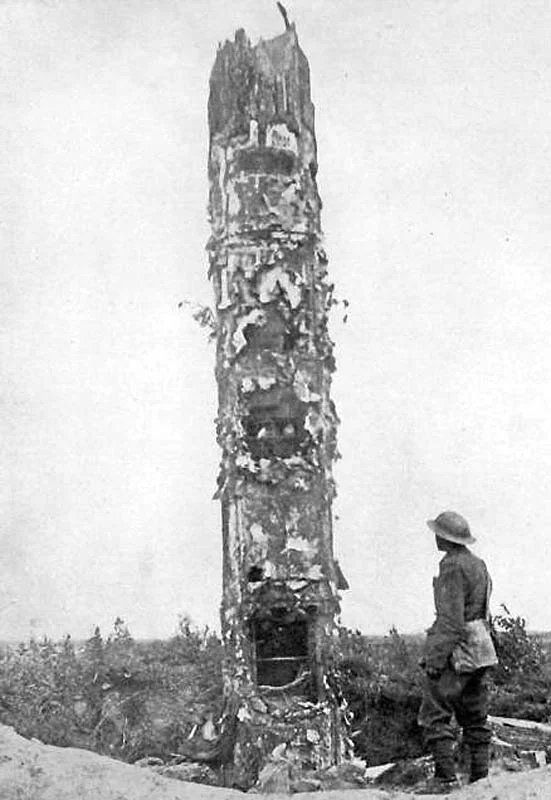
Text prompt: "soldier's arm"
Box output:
[[424, 560, 465, 671]]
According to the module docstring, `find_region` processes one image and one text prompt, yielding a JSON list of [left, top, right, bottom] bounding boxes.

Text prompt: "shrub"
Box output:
[[489, 605, 551, 722], [334, 626, 424, 765], [491, 605, 546, 683], [0, 636, 85, 747]]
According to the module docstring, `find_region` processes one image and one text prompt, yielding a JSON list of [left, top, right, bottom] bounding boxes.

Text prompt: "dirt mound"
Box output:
[[0, 724, 241, 800], [1, 722, 551, 799]]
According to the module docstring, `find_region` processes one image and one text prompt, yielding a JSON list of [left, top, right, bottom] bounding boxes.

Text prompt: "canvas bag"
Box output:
[[451, 576, 498, 673]]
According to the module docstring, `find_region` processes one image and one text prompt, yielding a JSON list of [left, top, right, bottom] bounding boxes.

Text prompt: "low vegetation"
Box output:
[[0, 606, 549, 769], [0, 616, 223, 763]]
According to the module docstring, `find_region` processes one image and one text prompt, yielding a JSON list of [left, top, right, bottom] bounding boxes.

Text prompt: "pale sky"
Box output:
[[2, 0, 551, 641]]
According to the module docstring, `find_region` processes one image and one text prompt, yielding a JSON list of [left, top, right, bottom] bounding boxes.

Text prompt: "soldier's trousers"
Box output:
[[418, 667, 492, 748]]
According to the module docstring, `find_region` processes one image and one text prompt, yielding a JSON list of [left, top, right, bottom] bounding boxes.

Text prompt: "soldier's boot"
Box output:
[[433, 738, 457, 782], [415, 739, 460, 794], [469, 742, 490, 783]]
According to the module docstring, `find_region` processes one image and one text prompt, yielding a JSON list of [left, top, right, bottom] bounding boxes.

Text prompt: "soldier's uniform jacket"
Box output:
[[424, 547, 491, 672]]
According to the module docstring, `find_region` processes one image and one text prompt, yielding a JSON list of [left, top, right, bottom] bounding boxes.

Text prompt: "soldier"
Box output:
[[417, 511, 495, 794]]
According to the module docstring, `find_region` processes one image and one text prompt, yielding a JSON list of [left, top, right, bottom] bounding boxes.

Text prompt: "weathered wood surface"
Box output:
[[489, 715, 551, 762]]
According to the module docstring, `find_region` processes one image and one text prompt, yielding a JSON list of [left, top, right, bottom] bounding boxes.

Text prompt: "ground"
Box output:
[[1, 723, 551, 800]]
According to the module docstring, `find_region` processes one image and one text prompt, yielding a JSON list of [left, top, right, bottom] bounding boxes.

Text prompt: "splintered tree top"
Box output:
[[208, 27, 314, 141]]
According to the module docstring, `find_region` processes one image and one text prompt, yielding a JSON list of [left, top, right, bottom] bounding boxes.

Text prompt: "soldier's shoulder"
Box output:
[[440, 550, 463, 571], [442, 547, 484, 570], [458, 548, 489, 576], [465, 548, 486, 566]]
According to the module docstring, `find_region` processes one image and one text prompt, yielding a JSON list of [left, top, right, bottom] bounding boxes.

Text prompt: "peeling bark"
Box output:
[[207, 19, 349, 789]]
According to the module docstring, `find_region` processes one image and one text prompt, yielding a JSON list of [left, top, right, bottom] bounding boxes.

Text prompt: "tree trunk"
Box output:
[[207, 17, 350, 790]]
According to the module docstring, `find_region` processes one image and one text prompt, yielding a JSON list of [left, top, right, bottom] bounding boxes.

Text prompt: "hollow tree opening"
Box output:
[[253, 613, 309, 688], [243, 386, 310, 460]]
